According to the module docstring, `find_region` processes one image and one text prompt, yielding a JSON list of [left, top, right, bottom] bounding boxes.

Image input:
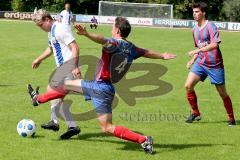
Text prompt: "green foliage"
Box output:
[[41, 0, 64, 12], [74, 0, 99, 15], [0, 0, 12, 11], [11, 0, 24, 11], [11, 0, 43, 12], [1, 0, 240, 21], [99, 0, 226, 20], [222, 0, 240, 22]]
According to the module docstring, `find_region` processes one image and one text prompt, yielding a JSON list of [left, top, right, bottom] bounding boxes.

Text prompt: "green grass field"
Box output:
[[0, 20, 240, 160]]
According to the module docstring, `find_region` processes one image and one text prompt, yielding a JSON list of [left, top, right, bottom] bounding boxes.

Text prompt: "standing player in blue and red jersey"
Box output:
[[185, 2, 236, 126], [28, 17, 176, 154]]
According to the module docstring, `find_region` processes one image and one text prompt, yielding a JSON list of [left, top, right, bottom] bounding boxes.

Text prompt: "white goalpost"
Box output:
[[98, 1, 173, 19]]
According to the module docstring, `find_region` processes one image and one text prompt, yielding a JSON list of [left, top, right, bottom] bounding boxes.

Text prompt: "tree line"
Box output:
[[0, 0, 240, 22]]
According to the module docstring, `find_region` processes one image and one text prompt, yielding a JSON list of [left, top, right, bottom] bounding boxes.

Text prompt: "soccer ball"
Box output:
[[17, 119, 36, 137]]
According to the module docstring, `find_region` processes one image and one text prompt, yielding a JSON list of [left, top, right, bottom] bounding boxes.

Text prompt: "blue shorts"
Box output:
[[81, 80, 115, 114], [191, 62, 225, 85]]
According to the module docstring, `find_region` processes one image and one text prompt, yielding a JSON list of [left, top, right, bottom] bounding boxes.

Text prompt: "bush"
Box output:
[[222, 0, 240, 22]]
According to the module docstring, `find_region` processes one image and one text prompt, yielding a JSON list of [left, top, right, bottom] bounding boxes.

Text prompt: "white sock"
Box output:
[[50, 99, 62, 124], [60, 100, 77, 128]]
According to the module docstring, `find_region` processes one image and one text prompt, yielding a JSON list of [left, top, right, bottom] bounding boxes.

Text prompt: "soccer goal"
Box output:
[[98, 1, 173, 19]]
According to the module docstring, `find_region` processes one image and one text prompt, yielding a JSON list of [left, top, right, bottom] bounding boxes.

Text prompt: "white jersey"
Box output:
[[60, 10, 73, 25], [48, 22, 75, 67]]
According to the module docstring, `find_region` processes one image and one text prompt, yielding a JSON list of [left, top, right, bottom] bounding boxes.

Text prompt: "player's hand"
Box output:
[[32, 58, 41, 69], [162, 53, 177, 60], [72, 67, 82, 79], [188, 49, 200, 57], [186, 60, 194, 69], [74, 24, 87, 36]]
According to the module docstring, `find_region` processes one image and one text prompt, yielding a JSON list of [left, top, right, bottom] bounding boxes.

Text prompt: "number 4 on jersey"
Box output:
[[115, 58, 128, 74]]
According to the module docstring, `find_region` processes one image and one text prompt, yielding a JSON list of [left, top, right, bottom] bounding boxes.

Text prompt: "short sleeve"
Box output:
[[132, 45, 147, 59], [60, 11, 63, 17], [102, 38, 118, 53], [208, 22, 221, 44], [61, 26, 75, 45]]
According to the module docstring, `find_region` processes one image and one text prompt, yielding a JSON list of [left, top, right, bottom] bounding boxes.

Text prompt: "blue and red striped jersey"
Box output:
[[192, 21, 224, 68], [95, 38, 146, 82]]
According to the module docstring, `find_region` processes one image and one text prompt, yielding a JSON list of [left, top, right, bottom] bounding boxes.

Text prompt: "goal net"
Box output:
[[98, 1, 173, 19]]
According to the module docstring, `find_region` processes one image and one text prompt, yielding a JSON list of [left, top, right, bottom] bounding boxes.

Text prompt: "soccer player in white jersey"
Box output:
[[60, 3, 73, 26], [31, 9, 81, 139]]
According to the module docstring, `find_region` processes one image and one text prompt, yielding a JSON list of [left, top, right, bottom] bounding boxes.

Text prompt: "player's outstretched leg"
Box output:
[[27, 84, 40, 106], [97, 114, 153, 154], [27, 84, 66, 106], [141, 136, 153, 154], [185, 72, 201, 123], [215, 85, 236, 126]]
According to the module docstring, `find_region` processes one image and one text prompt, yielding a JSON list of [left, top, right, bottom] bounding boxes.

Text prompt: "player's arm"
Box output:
[[186, 53, 198, 69], [74, 24, 107, 44], [59, 11, 63, 23], [71, 13, 74, 24], [69, 41, 82, 78], [188, 42, 218, 57], [32, 47, 53, 69], [71, 18, 74, 25], [142, 50, 176, 60]]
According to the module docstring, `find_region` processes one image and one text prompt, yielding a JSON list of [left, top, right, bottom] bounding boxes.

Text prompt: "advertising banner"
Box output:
[[228, 22, 240, 31], [154, 19, 191, 28], [0, 11, 238, 31], [127, 17, 153, 26]]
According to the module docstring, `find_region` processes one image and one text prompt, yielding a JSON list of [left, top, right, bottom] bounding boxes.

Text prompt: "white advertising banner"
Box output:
[[99, 16, 116, 24], [76, 15, 93, 23], [228, 22, 240, 31], [127, 17, 153, 26], [77, 15, 153, 26]]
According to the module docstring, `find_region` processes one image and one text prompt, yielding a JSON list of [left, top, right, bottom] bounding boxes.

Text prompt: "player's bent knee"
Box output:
[[218, 91, 228, 99], [185, 83, 194, 91], [216, 86, 228, 99], [50, 99, 62, 106]]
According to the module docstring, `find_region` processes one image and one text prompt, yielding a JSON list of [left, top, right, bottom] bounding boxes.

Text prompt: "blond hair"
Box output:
[[32, 9, 53, 23]]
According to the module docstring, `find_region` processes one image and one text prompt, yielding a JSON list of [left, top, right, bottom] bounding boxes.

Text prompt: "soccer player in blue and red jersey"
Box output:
[[185, 2, 236, 126], [28, 17, 176, 154]]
